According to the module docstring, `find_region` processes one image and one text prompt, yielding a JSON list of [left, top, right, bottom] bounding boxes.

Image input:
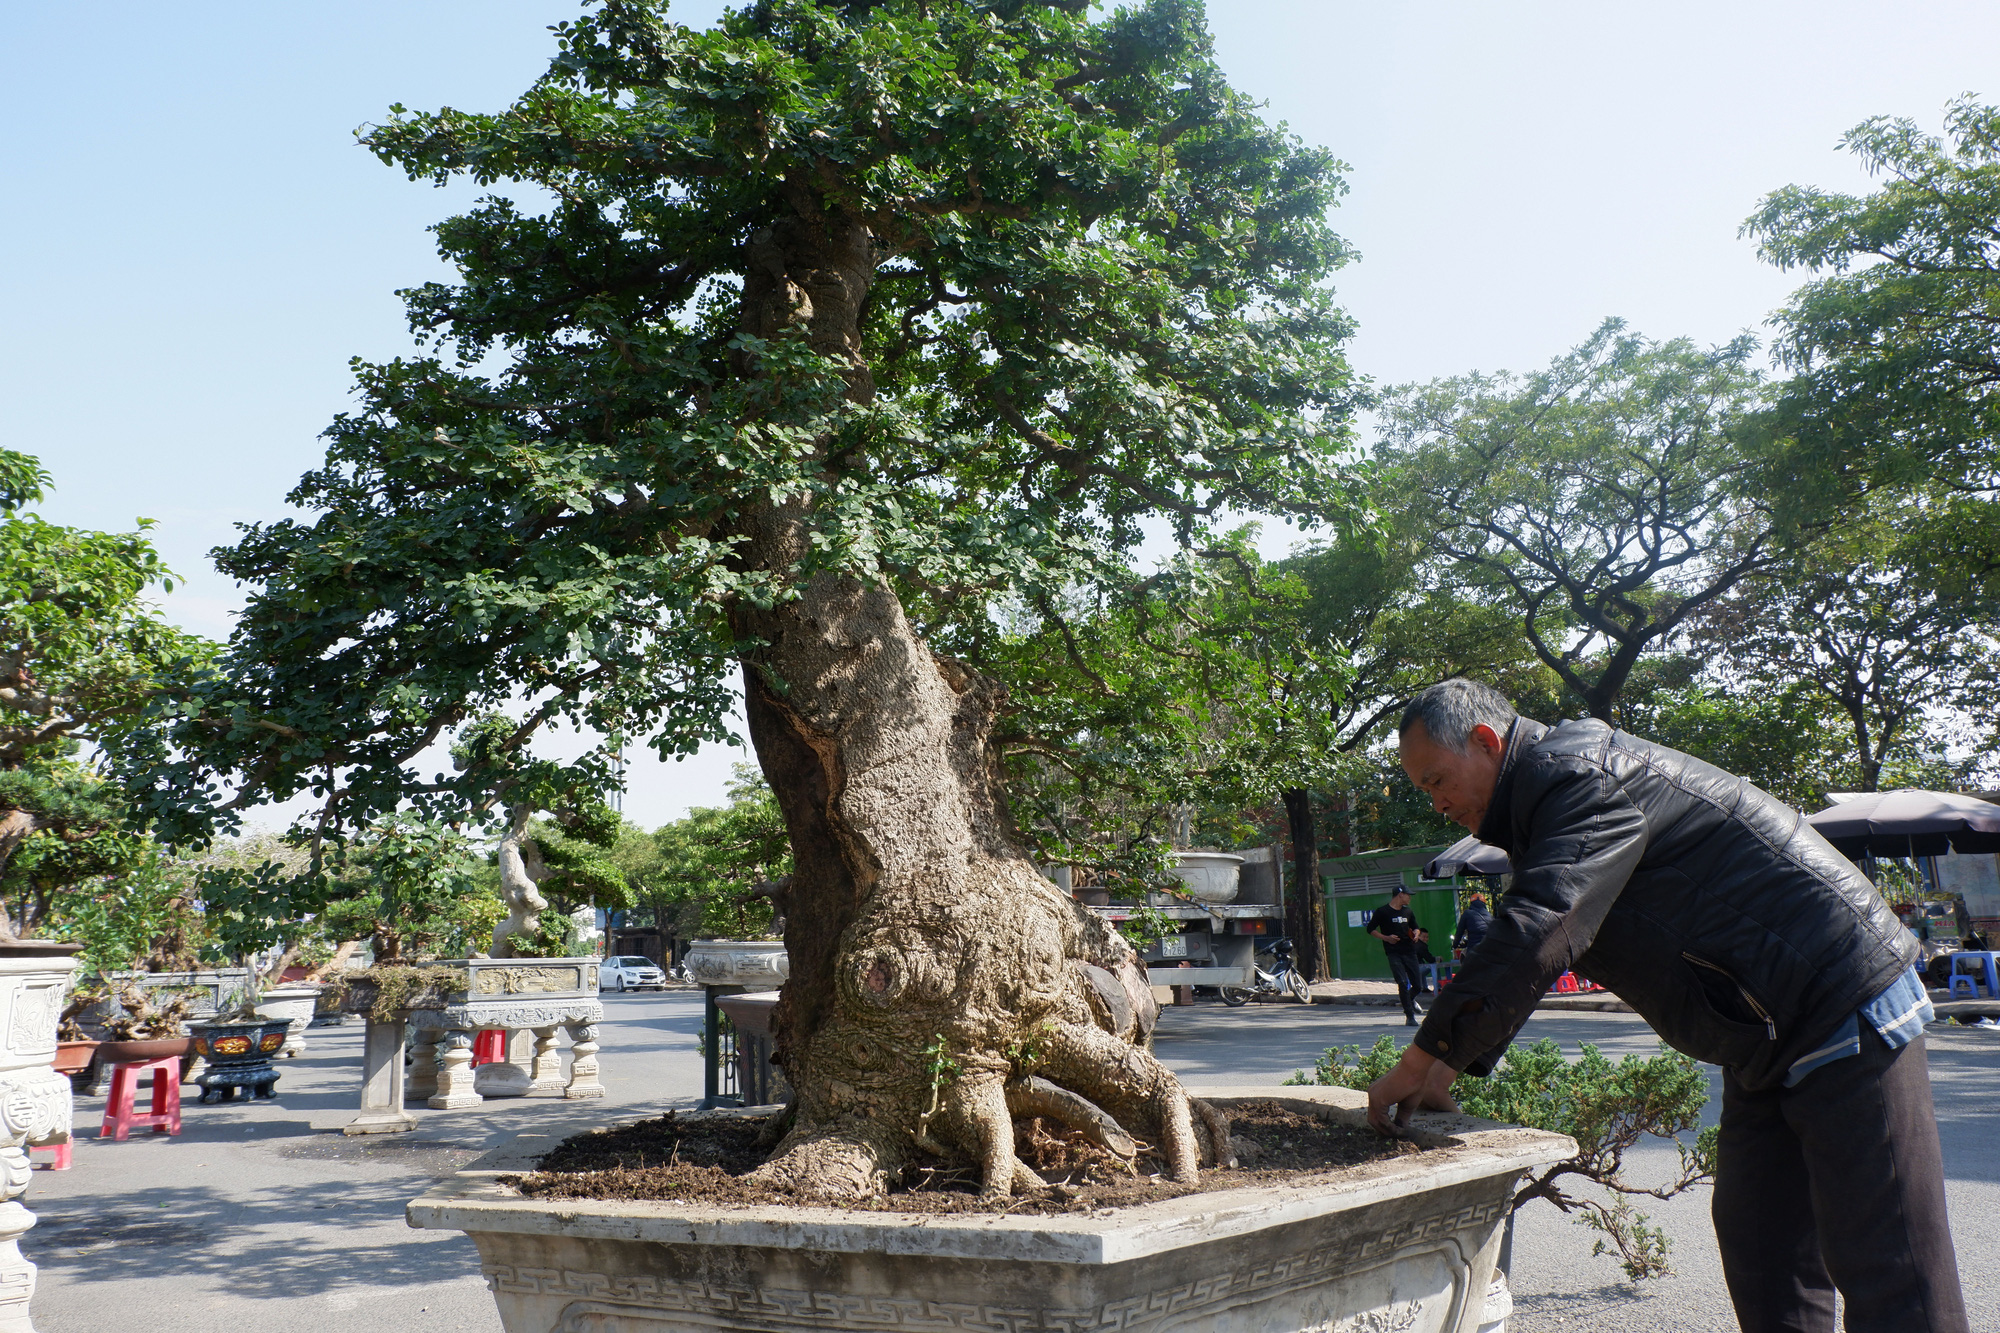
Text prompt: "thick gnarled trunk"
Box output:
[[721, 212, 1222, 1199], [735, 575, 1222, 1198]]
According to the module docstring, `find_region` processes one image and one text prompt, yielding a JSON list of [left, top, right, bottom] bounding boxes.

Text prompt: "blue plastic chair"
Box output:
[[1948, 951, 1999, 999]]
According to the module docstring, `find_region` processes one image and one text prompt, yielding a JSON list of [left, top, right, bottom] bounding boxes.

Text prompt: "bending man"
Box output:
[[1370, 678, 1966, 1333]]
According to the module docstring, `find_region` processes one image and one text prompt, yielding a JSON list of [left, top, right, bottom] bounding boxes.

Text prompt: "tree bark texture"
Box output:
[[1282, 789, 1326, 982], [721, 215, 1227, 1200]]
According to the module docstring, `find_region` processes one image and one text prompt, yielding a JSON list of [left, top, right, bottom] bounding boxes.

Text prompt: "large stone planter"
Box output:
[[684, 939, 789, 988], [0, 942, 84, 1332], [255, 983, 322, 1057], [408, 1085, 1573, 1333]]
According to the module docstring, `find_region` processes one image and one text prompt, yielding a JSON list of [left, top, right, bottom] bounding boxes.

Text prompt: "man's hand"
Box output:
[[1366, 1044, 1460, 1135]]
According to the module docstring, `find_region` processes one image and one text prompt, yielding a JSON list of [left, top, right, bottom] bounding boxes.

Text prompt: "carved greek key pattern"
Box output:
[[486, 1196, 1500, 1333]]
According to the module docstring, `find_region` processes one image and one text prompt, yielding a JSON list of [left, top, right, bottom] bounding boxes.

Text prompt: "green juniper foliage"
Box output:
[[1291, 1035, 1717, 1282]]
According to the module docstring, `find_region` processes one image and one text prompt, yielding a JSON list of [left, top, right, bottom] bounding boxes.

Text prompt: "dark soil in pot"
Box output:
[[511, 1100, 1423, 1216]]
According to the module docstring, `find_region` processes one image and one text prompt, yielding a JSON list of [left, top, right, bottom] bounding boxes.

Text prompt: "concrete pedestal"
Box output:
[[344, 1017, 418, 1135]]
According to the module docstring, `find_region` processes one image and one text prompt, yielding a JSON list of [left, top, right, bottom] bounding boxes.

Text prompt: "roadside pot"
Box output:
[[1170, 850, 1245, 904], [189, 1018, 289, 1103], [255, 983, 322, 1057], [408, 1085, 1573, 1333], [52, 1041, 98, 1077], [684, 939, 789, 989]]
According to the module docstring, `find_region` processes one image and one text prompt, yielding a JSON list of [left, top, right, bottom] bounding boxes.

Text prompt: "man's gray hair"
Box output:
[[1398, 678, 1517, 753]]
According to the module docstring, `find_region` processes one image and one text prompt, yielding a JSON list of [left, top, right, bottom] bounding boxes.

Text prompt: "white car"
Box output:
[[599, 955, 668, 991]]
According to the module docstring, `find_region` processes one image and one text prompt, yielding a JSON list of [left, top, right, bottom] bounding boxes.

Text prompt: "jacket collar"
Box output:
[[1475, 716, 1548, 853]]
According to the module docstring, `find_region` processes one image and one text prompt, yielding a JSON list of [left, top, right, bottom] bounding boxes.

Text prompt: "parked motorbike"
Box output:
[[1220, 936, 1313, 1006]]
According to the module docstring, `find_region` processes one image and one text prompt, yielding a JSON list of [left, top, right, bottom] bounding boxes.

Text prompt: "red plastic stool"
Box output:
[[472, 1029, 507, 1067], [28, 1141, 70, 1170], [100, 1056, 183, 1140]]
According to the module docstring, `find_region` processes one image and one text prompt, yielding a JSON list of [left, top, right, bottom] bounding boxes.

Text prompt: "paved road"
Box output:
[[26, 991, 2000, 1331]]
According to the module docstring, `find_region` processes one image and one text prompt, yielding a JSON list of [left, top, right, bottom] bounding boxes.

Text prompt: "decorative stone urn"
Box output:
[[1170, 850, 1245, 904], [254, 983, 322, 1058], [189, 1017, 290, 1102], [0, 942, 83, 1333], [408, 1085, 1574, 1333], [684, 939, 789, 989], [347, 958, 605, 1135]]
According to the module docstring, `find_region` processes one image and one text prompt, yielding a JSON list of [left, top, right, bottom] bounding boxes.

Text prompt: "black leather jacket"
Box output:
[[1415, 718, 1918, 1093]]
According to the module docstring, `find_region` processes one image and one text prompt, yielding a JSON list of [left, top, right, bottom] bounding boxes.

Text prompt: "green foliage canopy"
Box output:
[[1377, 321, 1778, 723], [1748, 98, 2000, 511], [0, 449, 212, 939], [124, 0, 1364, 869], [649, 764, 790, 939]]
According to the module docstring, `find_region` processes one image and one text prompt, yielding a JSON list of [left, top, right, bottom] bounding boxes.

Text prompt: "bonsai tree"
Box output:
[[452, 713, 629, 957], [0, 448, 210, 941], [128, 0, 1361, 1200], [313, 815, 494, 964], [1294, 1035, 1717, 1282]]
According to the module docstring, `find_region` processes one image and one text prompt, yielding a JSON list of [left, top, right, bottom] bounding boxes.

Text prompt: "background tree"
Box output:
[[1747, 98, 2000, 527], [0, 448, 210, 940], [1700, 501, 1999, 792], [128, 0, 1364, 1199], [1377, 322, 1780, 723], [650, 764, 792, 939], [1608, 664, 1854, 810]]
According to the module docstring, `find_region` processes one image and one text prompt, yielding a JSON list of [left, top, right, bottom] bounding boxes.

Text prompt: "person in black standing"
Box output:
[[1367, 888, 1423, 1025], [1453, 891, 1492, 958]]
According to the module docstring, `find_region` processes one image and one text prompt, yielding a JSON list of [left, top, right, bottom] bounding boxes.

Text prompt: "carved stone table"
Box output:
[[345, 958, 604, 1134], [0, 943, 82, 1331]]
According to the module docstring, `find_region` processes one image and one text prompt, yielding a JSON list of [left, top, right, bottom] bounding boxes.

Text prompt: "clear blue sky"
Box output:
[[7, 1, 1994, 825]]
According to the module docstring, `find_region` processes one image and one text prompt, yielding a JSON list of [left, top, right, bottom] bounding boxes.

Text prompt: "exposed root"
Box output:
[[1014, 1116, 1141, 1183], [1033, 1021, 1203, 1184], [944, 1074, 1021, 1201], [745, 1121, 893, 1199], [1005, 1075, 1137, 1163], [1189, 1096, 1237, 1169], [755, 1099, 797, 1151]]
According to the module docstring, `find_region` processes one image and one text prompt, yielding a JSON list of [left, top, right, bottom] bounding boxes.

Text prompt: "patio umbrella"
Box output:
[[1425, 834, 1512, 879], [1803, 789, 2000, 858]]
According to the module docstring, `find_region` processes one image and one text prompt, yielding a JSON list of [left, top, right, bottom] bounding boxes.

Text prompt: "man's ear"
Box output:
[[1468, 723, 1506, 758]]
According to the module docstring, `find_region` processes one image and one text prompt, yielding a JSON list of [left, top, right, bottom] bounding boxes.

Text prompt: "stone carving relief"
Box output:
[[684, 942, 790, 987], [1308, 1302, 1425, 1333], [475, 965, 584, 996], [5, 985, 61, 1057]]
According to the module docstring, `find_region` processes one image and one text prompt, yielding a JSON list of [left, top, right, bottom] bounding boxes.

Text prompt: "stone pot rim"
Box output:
[[0, 941, 84, 958], [406, 1085, 1573, 1266]]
